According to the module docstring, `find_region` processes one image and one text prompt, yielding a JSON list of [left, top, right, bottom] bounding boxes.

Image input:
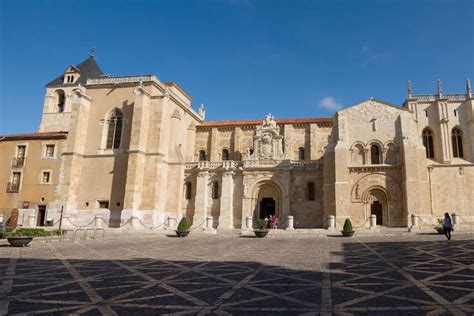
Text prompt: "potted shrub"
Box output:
[[254, 219, 269, 238], [341, 218, 355, 237], [176, 217, 190, 237], [435, 218, 444, 234], [6, 229, 35, 247]]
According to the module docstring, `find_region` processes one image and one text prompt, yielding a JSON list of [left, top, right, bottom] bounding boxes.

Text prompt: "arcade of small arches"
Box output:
[[196, 147, 308, 162], [349, 141, 399, 165]]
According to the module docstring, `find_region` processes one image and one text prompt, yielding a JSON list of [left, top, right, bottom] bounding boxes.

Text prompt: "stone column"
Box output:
[[436, 100, 452, 163], [309, 124, 319, 160], [61, 88, 92, 213], [466, 98, 474, 161], [333, 115, 351, 227], [210, 128, 219, 161], [193, 170, 209, 227], [124, 85, 152, 210], [234, 127, 243, 160], [219, 171, 235, 229], [400, 112, 427, 227], [283, 125, 293, 159]]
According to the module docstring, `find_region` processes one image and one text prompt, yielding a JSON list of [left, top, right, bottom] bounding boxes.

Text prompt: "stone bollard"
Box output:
[[328, 215, 336, 230], [286, 215, 294, 230], [28, 214, 36, 227], [95, 215, 103, 228], [452, 213, 459, 225], [206, 216, 214, 230], [370, 214, 377, 228], [130, 216, 139, 229], [411, 214, 419, 227], [167, 216, 177, 229], [246, 216, 253, 229]]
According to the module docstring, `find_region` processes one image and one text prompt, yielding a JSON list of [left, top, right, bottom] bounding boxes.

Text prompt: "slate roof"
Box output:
[[199, 117, 333, 128], [0, 132, 68, 141], [46, 56, 104, 87]]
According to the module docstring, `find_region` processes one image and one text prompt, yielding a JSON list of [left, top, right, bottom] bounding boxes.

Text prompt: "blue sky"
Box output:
[[0, 0, 473, 134]]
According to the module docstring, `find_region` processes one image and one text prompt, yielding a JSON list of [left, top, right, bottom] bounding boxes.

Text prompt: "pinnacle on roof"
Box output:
[[46, 54, 104, 87]]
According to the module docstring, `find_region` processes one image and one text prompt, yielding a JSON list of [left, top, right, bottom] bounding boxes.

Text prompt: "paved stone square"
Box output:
[[0, 232, 473, 315]]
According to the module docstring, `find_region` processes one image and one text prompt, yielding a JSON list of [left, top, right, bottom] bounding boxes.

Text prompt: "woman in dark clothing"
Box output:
[[443, 213, 453, 240]]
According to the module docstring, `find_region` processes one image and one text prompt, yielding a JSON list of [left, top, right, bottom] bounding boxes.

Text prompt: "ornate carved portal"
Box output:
[[367, 190, 386, 226]]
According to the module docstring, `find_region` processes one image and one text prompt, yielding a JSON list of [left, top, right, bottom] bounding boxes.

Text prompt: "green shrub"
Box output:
[[177, 217, 189, 232], [256, 219, 268, 231], [5, 228, 58, 238], [343, 219, 353, 232]]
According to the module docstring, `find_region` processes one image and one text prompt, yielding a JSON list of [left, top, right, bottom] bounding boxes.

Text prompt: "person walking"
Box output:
[[443, 213, 453, 240]]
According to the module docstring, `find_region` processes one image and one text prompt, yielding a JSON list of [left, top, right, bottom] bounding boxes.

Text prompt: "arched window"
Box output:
[[248, 148, 254, 155], [452, 127, 464, 158], [222, 149, 230, 161], [385, 143, 398, 165], [307, 182, 315, 201], [352, 144, 365, 165], [370, 144, 381, 164], [56, 90, 65, 113], [298, 147, 305, 160], [185, 182, 192, 200], [106, 109, 123, 149], [422, 128, 434, 159], [199, 150, 207, 161], [212, 181, 219, 199]]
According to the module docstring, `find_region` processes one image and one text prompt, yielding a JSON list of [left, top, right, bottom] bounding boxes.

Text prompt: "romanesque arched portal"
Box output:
[[249, 180, 283, 220]]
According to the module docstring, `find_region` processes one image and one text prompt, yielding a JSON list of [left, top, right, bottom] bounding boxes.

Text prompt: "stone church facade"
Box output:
[[1, 55, 473, 229]]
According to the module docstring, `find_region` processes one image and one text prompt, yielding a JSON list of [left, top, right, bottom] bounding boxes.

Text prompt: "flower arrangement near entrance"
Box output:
[[254, 219, 269, 238]]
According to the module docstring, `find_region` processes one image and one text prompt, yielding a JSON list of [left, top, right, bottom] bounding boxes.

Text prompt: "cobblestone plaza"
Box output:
[[1, 232, 473, 315]]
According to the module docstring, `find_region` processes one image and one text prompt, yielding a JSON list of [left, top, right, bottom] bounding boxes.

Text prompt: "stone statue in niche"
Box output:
[[355, 184, 360, 199], [248, 114, 285, 160]]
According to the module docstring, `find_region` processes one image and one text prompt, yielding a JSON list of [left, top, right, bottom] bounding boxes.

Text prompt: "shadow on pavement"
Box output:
[[0, 239, 472, 315]]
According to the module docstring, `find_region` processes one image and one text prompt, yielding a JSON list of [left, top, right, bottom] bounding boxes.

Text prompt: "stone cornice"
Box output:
[[348, 165, 401, 173]]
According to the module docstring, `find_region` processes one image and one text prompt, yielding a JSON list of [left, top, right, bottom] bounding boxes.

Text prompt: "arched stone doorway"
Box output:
[[250, 181, 282, 220], [365, 188, 388, 226]]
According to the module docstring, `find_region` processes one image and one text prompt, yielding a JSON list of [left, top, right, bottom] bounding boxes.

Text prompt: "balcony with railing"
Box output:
[[6, 182, 20, 193], [185, 159, 322, 170], [11, 157, 25, 168]]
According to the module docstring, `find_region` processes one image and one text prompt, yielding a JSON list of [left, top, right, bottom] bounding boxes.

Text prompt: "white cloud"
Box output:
[[319, 96, 342, 111]]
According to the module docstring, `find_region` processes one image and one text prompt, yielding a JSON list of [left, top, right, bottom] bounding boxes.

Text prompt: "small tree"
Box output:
[[343, 218, 353, 232], [177, 217, 189, 232]]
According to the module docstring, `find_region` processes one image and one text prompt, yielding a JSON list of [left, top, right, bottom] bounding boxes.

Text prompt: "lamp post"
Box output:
[[58, 205, 64, 232]]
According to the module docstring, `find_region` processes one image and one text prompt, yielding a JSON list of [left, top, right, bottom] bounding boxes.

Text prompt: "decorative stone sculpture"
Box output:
[[248, 114, 285, 160], [198, 104, 206, 119]]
